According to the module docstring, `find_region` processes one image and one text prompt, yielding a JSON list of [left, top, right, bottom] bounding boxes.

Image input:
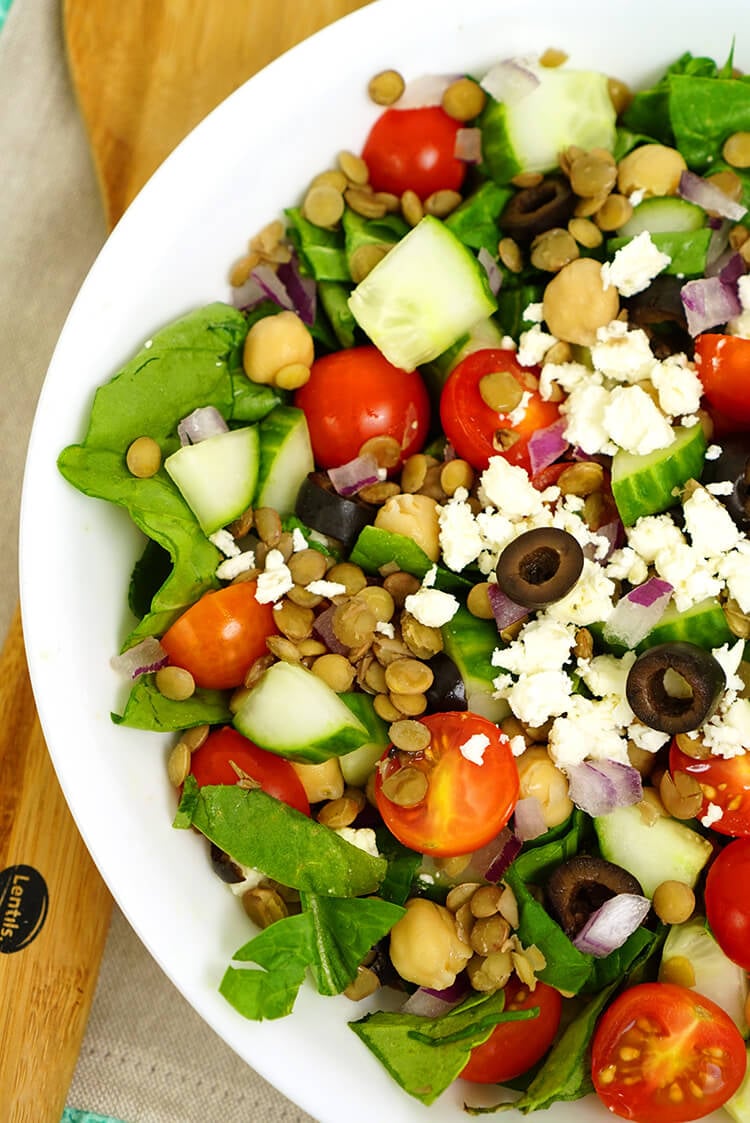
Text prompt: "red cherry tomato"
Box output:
[[294, 345, 430, 469], [440, 349, 560, 474], [461, 977, 562, 1084], [669, 739, 750, 836], [361, 106, 466, 200], [374, 711, 519, 857], [160, 581, 277, 691], [591, 982, 747, 1123], [694, 334, 750, 426], [189, 726, 310, 816], [705, 837, 750, 970]]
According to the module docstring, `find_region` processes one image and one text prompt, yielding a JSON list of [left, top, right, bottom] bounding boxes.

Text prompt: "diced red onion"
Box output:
[[277, 254, 317, 326], [395, 73, 458, 109], [602, 577, 673, 648], [231, 273, 266, 310], [566, 760, 643, 818], [584, 518, 623, 565], [470, 826, 523, 883], [312, 605, 349, 655], [681, 275, 742, 336], [705, 220, 732, 274], [679, 170, 748, 222], [528, 418, 569, 477], [110, 636, 169, 679], [455, 127, 482, 164], [400, 975, 469, 1016], [177, 406, 229, 446], [480, 58, 540, 105], [572, 893, 652, 957], [513, 797, 548, 841], [477, 247, 503, 296], [327, 454, 381, 497], [719, 251, 747, 287], [251, 263, 296, 311], [487, 581, 528, 633]]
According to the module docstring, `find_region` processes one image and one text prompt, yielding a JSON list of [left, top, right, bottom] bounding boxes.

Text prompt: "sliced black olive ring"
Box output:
[[295, 471, 375, 551], [625, 641, 726, 734], [701, 432, 750, 531], [495, 527, 584, 609], [499, 177, 576, 243], [545, 854, 644, 938]]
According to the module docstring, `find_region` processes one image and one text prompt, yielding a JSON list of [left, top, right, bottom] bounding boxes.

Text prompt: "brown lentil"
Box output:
[[302, 183, 345, 227], [310, 168, 349, 193], [445, 882, 482, 912], [498, 236, 523, 273], [730, 225, 750, 251], [266, 635, 302, 663], [383, 570, 421, 606], [441, 76, 486, 121], [708, 169, 745, 205], [608, 76, 632, 116], [652, 880, 695, 925], [659, 769, 703, 820], [344, 964, 381, 1001], [723, 131, 750, 168], [467, 582, 495, 620], [470, 885, 504, 919], [359, 434, 402, 471], [557, 460, 604, 497], [568, 216, 604, 249], [327, 562, 368, 596], [180, 724, 209, 752], [254, 506, 283, 546], [167, 740, 191, 787], [317, 794, 361, 829], [274, 599, 314, 641], [573, 190, 610, 218], [285, 584, 323, 608], [595, 193, 633, 231], [368, 68, 405, 105], [229, 251, 262, 286], [673, 730, 712, 761], [126, 436, 162, 478], [297, 637, 327, 658], [389, 691, 428, 717], [470, 914, 511, 956], [440, 458, 474, 496], [339, 149, 370, 186], [358, 480, 401, 505], [467, 950, 513, 992], [660, 954, 696, 989], [389, 718, 431, 754], [348, 242, 389, 283], [345, 186, 387, 219], [724, 597, 750, 640], [617, 144, 687, 197], [381, 765, 428, 807], [544, 340, 574, 367], [374, 692, 403, 722], [288, 548, 327, 586], [530, 227, 579, 272], [510, 171, 544, 189], [356, 584, 395, 623], [568, 151, 617, 198], [400, 453, 430, 493], [572, 627, 595, 661], [400, 613, 443, 659], [401, 189, 424, 227], [479, 369, 524, 413], [497, 884, 519, 928], [155, 665, 195, 701], [424, 189, 463, 218], [362, 657, 388, 694], [311, 652, 355, 693], [453, 900, 476, 944], [540, 46, 568, 68], [332, 599, 376, 648], [242, 885, 288, 929]]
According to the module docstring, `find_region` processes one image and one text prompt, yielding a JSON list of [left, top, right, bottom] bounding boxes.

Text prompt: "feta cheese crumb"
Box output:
[[546, 559, 616, 626], [603, 384, 675, 456], [375, 620, 395, 638], [291, 527, 308, 551], [216, 550, 256, 580], [210, 529, 241, 558], [509, 735, 527, 757], [705, 444, 722, 461], [423, 564, 438, 587], [523, 302, 544, 323], [404, 586, 459, 627], [255, 548, 294, 603], [305, 579, 347, 597], [438, 489, 484, 571], [601, 231, 671, 297], [590, 321, 656, 383], [700, 802, 724, 828], [459, 734, 491, 765], [683, 486, 741, 559], [651, 355, 704, 418], [479, 457, 545, 518], [334, 827, 380, 858], [517, 324, 556, 367]]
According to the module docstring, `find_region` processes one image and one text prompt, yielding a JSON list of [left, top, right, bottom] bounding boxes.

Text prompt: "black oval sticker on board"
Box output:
[[0, 865, 49, 953]]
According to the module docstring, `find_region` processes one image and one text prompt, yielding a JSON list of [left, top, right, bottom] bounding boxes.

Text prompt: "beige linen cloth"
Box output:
[[1, 3, 315, 1120]]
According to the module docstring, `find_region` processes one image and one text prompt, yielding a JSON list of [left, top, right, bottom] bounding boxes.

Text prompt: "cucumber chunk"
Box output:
[[726, 1050, 750, 1123], [639, 596, 732, 652], [347, 215, 497, 371], [607, 229, 712, 278], [441, 605, 509, 723], [659, 917, 749, 1036], [232, 661, 368, 763], [611, 422, 707, 525], [594, 801, 712, 898], [619, 196, 706, 237], [254, 405, 314, 515], [164, 426, 259, 535], [339, 693, 390, 787], [479, 63, 616, 183]]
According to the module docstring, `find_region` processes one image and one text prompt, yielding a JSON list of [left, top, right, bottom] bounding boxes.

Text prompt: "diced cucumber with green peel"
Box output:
[[164, 425, 259, 535], [441, 605, 509, 724], [592, 597, 732, 657], [611, 422, 707, 525], [232, 661, 369, 763], [347, 215, 497, 371], [607, 229, 712, 277], [339, 693, 390, 787], [349, 526, 471, 596], [659, 917, 749, 1036], [594, 802, 713, 898], [254, 405, 314, 515], [618, 196, 706, 237], [479, 63, 616, 183]]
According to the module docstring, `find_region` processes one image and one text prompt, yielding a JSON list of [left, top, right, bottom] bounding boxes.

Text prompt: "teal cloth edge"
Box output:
[[0, 0, 14, 32], [62, 1111, 128, 1123]]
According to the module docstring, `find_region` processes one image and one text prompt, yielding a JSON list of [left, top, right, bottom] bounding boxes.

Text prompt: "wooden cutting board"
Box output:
[[0, 3, 370, 1119]]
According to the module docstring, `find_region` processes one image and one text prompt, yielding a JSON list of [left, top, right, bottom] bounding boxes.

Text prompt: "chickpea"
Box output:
[[388, 898, 472, 989], [374, 493, 441, 561], [542, 257, 619, 346], [515, 747, 573, 828], [289, 757, 344, 803], [243, 310, 314, 386], [616, 143, 687, 198]]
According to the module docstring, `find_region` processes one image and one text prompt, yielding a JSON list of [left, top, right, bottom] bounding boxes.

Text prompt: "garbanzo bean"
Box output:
[[242, 309, 314, 385], [388, 898, 472, 989], [542, 257, 619, 346], [616, 143, 687, 197], [290, 757, 344, 803], [515, 746, 573, 828], [374, 493, 441, 560]]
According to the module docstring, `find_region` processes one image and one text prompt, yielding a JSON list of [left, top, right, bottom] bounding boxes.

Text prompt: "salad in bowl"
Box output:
[[21, 1, 750, 1121]]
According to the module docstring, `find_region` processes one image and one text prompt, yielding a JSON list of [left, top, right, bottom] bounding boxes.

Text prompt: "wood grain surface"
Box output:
[[1, 2, 371, 1118]]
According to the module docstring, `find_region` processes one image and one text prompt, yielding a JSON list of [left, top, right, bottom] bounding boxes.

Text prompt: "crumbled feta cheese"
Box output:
[[539, 360, 593, 402], [700, 802, 724, 828], [683, 486, 742, 559], [210, 529, 241, 558], [228, 866, 266, 896], [627, 515, 685, 564], [404, 586, 459, 627], [705, 443, 722, 461], [606, 547, 649, 586], [509, 735, 527, 757], [523, 302, 545, 323], [727, 274, 750, 337], [478, 458, 545, 519], [305, 579, 347, 598], [628, 189, 646, 206], [628, 721, 670, 753], [720, 542, 750, 612], [492, 616, 577, 676], [438, 489, 484, 571], [546, 559, 616, 627], [706, 481, 735, 497], [507, 390, 533, 427], [590, 321, 656, 383], [603, 384, 675, 456], [703, 699, 750, 758], [578, 652, 635, 702], [651, 542, 722, 612], [517, 324, 557, 367], [601, 231, 671, 297], [216, 550, 256, 580], [560, 382, 615, 456], [334, 827, 380, 858], [291, 527, 308, 551], [423, 564, 438, 587], [375, 620, 395, 638], [459, 734, 491, 765], [255, 548, 294, 603], [651, 354, 703, 418], [548, 695, 631, 769], [495, 669, 573, 728]]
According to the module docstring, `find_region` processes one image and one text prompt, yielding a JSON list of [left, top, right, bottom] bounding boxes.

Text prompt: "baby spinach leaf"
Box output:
[[219, 894, 403, 1019], [621, 51, 722, 145], [446, 180, 513, 254], [128, 539, 172, 620], [583, 925, 657, 993], [187, 785, 387, 897], [350, 991, 536, 1106], [374, 829, 422, 906], [172, 774, 200, 829], [112, 675, 231, 730], [669, 75, 750, 170], [285, 207, 351, 282]]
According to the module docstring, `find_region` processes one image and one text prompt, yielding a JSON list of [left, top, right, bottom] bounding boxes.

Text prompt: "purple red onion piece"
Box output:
[[477, 247, 503, 296], [681, 275, 742, 336], [177, 406, 229, 446], [602, 577, 673, 648], [487, 582, 528, 633], [565, 760, 643, 818], [277, 254, 317, 326], [679, 170, 748, 222], [572, 893, 652, 957], [454, 127, 482, 164], [394, 73, 459, 109], [110, 636, 169, 679], [400, 974, 469, 1016], [528, 418, 569, 477], [513, 796, 548, 841], [327, 454, 382, 497]]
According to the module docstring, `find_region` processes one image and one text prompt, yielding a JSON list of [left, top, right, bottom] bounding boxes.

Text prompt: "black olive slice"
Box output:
[[625, 275, 688, 328], [424, 652, 467, 713], [545, 854, 644, 938], [625, 641, 726, 734], [295, 472, 375, 551], [495, 527, 584, 609], [701, 433, 750, 531], [500, 177, 575, 243], [210, 843, 244, 884]]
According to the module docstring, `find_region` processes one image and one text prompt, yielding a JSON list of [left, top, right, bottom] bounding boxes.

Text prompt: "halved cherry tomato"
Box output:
[[591, 982, 747, 1123], [694, 334, 750, 426], [294, 345, 430, 469], [160, 581, 277, 691], [374, 711, 519, 857], [461, 976, 562, 1084], [361, 106, 465, 200], [189, 726, 310, 816], [440, 349, 560, 474], [705, 837, 750, 970], [669, 739, 750, 836]]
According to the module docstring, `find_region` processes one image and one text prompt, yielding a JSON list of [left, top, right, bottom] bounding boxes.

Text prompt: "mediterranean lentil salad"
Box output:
[[58, 43, 750, 1122]]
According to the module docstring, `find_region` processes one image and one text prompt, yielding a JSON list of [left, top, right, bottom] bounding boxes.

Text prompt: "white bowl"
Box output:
[[20, 2, 745, 1120]]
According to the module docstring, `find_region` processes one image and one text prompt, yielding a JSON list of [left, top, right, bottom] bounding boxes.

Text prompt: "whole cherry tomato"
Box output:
[[694, 334, 750, 426], [461, 976, 562, 1084], [362, 106, 466, 200], [705, 837, 750, 970], [189, 726, 310, 816]]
